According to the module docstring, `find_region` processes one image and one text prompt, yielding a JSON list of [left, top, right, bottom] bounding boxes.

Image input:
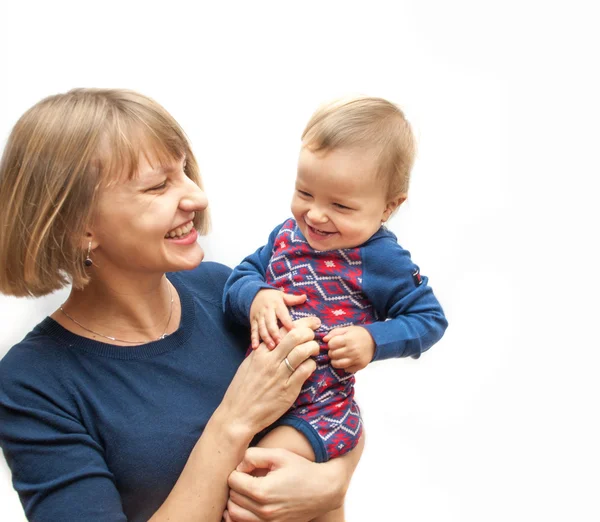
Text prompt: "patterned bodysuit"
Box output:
[[255, 219, 376, 461], [226, 218, 448, 462]]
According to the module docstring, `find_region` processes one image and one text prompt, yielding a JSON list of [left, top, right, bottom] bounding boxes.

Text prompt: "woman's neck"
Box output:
[[53, 272, 181, 346]]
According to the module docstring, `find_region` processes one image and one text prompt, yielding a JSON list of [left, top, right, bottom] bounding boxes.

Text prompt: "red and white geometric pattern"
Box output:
[[265, 219, 377, 459]]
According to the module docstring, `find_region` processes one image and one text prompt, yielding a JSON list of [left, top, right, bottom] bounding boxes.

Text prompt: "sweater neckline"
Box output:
[[36, 273, 195, 360]]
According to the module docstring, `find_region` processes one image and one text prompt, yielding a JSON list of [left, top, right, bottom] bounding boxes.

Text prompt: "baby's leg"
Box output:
[[257, 425, 315, 461], [257, 426, 345, 522]]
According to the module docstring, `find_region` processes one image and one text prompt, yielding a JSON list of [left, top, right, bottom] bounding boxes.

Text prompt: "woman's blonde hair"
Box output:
[[301, 96, 416, 200], [0, 88, 208, 297]]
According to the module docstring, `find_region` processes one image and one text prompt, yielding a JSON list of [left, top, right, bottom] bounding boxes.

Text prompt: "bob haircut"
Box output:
[[301, 96, 416, 201], [0, 88, 208, 297]]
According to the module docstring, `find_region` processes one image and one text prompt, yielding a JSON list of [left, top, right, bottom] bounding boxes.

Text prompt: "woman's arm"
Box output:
[[149, 318, 321, 522], [224, 435, 365, 522]]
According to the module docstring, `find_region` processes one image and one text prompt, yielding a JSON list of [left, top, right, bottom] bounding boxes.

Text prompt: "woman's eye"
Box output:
[[147, 181, 167, 192]]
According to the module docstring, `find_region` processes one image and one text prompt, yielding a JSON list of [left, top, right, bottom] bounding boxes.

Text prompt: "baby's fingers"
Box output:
[[265, 310, 282, 346], [250, 320, 260, 349], [331, 357, 353, 369], [258, 316, 276, 349], [328, 345, 349, 360], [276, 301, 295, 331], [323, 326, 350, 342], [326, 334, 347, 350]]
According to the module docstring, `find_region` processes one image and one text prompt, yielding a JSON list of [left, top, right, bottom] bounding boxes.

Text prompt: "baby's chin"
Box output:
[[303, 231, 359, 252]]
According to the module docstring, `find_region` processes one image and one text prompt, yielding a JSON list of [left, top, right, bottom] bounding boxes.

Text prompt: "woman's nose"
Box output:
[[180, 184, 208, 213]]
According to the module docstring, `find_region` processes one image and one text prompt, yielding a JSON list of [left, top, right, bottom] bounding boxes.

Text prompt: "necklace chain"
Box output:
[[59, 281, 174, 344]]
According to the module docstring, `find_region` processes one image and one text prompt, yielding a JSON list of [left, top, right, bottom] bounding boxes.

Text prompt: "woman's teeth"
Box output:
[[165, 221, 194, 239]]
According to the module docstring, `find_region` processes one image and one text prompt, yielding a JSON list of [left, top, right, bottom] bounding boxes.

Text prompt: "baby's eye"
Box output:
[[333, 203, 352, 210], [297, 190, 312, 198]]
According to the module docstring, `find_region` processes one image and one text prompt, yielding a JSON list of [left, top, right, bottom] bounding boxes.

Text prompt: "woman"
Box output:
[[0, 89, 362, 521]]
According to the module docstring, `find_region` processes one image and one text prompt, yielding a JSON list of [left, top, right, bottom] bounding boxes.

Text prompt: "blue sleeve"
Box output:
[[0, 347, 127, 521], [223, 223, 283, 326], [361, 235, 448, 361]]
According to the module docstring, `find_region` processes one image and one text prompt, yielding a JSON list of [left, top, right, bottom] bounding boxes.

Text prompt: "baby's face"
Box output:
[[291, 146, 391, 251]]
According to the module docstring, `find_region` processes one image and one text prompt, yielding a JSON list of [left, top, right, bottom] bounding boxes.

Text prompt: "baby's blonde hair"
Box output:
[[0, 88, 208, 297], [301, 96, 416, 200]]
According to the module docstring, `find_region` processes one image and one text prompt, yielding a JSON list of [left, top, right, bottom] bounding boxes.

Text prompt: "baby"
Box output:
[[224, 97, 448, 520]]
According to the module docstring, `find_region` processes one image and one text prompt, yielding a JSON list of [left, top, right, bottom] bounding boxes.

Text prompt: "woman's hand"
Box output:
[[218, 316, 320, 441], [224, 438, 364, 522]]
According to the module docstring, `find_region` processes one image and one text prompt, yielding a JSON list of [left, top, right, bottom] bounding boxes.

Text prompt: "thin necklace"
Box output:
[[59, 280, 174, 344]]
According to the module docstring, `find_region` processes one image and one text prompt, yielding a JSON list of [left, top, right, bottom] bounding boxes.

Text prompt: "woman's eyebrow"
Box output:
[[161, 163, 180, 173], [141, 162, 178, 177]]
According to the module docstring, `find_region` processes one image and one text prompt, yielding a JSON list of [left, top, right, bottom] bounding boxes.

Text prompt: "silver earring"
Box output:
[[84, 241, 93, 267]]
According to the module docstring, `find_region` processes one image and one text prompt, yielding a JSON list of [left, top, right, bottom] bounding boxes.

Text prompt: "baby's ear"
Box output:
[[382, 195, 407, 222]]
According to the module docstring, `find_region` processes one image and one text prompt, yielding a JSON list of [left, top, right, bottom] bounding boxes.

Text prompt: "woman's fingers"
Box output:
[[226, 497, 262, 522], [236, 446, 287, 473], [228, 489, 266, 516], [228, 469, 263, 502], [284, 340, 319, 373], [271, 317, 320, 359], [222, 316, 321, 436], [291, 315, 320, 332], [287, 357, 317, 387]]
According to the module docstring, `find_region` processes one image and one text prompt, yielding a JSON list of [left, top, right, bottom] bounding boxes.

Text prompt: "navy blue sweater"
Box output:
[[0, 263, 247, 521]]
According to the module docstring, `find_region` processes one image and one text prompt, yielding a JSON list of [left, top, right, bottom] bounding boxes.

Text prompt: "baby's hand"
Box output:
[[323, 326, 375, 373], [250, 289, 307, 349]]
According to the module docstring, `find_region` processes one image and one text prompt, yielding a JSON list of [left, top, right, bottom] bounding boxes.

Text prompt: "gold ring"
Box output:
[[284, 356, 295, 373]]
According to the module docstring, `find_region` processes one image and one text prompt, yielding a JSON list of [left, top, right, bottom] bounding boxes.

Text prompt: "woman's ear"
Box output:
[[80, 232, 99, 267], [79, 232, 98, 251], [382, 195, 407, 223]]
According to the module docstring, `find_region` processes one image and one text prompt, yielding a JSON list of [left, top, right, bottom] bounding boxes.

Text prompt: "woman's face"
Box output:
[[90, 153, 208, 278]]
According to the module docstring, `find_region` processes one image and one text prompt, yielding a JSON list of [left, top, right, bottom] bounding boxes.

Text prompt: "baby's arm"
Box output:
[[223, 223, 306, 348], [361, 235, 448, 361], [325, 235, 447, 369]]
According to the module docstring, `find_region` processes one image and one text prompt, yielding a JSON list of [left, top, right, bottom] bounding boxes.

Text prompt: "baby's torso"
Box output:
[[266, 219, 378, 345]]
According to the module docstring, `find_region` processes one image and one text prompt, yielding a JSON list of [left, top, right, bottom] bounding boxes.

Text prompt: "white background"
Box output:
[[1, 1, 598, 521]]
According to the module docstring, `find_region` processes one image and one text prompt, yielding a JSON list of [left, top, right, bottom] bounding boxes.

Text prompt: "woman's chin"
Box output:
[[168, 246, 205, 272]]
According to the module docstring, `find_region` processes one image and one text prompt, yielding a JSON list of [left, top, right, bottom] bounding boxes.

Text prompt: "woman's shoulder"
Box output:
[[0, 322, 69, 399], [2, 320, 63, 361]]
